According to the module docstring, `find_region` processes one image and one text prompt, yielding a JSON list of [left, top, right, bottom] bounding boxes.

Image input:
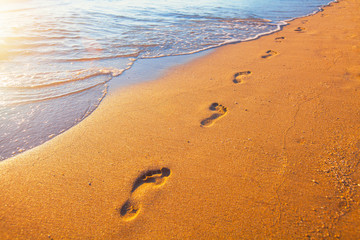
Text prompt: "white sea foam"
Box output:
[[0, 0, 335, 160]]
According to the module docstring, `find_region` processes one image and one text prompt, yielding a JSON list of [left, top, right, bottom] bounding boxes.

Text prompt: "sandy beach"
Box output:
[[1, 0, 360, 238]]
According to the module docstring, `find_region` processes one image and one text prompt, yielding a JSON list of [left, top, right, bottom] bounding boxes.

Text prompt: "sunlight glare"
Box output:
[[0, 0, 29, 60]]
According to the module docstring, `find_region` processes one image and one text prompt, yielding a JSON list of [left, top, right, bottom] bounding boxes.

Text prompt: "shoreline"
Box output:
[[0, 0, 334, 162], [1, 0, 360, 238]]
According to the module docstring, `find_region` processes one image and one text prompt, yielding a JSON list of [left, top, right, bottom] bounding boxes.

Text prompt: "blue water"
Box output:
[[0, 0, 333, 160]]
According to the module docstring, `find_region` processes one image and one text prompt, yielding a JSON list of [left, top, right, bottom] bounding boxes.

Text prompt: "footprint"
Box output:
[[120, 199, 141, 221], [275, 36, 285, 42], [131, 167, 171, 193], [201, 103, 228, 127], [233, 71, 251, 84], [261, 50, 278, 59], [119, 167, 171, 221], [294, 27, 305, 32]]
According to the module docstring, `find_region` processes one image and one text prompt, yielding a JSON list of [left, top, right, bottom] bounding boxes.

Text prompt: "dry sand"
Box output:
[[1, 0, 360, 239]]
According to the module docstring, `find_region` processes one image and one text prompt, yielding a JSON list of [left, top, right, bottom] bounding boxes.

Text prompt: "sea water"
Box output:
[[0, 0, 334, 160]]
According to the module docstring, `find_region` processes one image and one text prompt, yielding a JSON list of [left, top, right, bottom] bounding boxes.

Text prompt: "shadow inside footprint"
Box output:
[[275, 36, 285, 42], [201, 103, 228, 127], [119, 167, 171, 221], [295, 27, 305, 32], [120, 199, 141, 221], [233, 71, 251, 84], [209, 102, 220, 111], [131, 167, 171, 193], [261, 50, 278, 59]]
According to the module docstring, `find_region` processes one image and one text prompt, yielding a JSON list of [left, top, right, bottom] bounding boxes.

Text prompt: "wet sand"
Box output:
[[1, 0, 360, 238]]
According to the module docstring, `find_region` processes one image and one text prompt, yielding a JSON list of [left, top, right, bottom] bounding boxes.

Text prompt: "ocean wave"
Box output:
[[0, 0, 335, 161]]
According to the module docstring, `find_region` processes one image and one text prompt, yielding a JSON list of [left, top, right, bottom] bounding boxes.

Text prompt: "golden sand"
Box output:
[[1, 0, 360, 238]]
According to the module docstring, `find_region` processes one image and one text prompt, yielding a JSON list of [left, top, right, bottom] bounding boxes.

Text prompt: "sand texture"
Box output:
[[1, 0, 360, 239]]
